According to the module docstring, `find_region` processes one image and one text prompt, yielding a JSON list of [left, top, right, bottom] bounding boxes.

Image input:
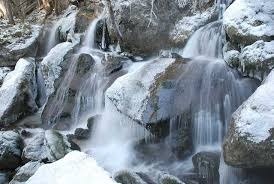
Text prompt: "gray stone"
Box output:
[[0, 131, 23, 170], [114, 170, 147, 184]]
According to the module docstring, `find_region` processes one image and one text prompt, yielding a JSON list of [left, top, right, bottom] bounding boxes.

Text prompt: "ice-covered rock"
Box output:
[[0, 131, 23, 170], [0, 24, 42, 66], [223, 0, 274, 46], [0, 58, 39, 125], [170, 6, 217, 46], [41, 42, 76, 96], [22, 129, 72, 162], [9, 161, 44, 184], [106, 57, 185, 125], [25, 151, 118, 184], [223, 70, 274, 168], [108, 0, 215, 55], [224, 40, 274, 81], [158, 173, 185, 184]]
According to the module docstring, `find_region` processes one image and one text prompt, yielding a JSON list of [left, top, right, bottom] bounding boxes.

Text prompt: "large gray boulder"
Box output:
[[108, 0, 215, 55], [0, 23, 41, 67], [224, 40, 274, 81], [223, 0, 274, 46], [22, 129, 72, 163], [223, 70, 274, 168], [0, 58, 39, 125], [9, 161, 44, 184], [0, 131, 23, 170]]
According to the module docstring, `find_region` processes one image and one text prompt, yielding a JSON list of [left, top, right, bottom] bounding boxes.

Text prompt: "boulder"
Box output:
[[106, 57, 186, 126], [158, 173, 185, 184], [9, 161, 44, 184], [0, 58, 39, 125], [25, 151, 118, 184], [192, 151, 220, 184], [102, 53, 127, 75], [223, 70, 274, 168], [108, 0, 215, 55], [74, 128, 90, 140], [0, 131, 23, 170], [0, 23, 41, 66], [223, 0, 274, 46], [224, 40, 274, 81], [22, 129, 72, 162], [114, 170, 147, 184]]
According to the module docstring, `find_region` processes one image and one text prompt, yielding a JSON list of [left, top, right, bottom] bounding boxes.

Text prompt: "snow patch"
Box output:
[[26, 151, 118, 184]]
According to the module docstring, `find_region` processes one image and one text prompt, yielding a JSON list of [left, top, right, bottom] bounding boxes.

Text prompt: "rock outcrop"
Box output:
[[223, 0, 274, 80], [25, 151, 118, 184], [22, 129, 72, 162], [108, 0, 216, 55], [223, 70, 274, 168], [0, 131, 23, 170], [0, 58, 41, 125]]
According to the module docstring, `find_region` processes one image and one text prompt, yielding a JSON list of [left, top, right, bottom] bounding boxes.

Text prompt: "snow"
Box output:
[[41, 42, 74, 95], [106, 58, 176, 124], [223, 0, 274, 39], [234, 70, 274, 143], [26, 151, 118, 184], [170, 6, 217, 45]]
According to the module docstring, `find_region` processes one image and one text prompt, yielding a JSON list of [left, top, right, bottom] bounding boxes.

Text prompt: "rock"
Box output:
[[106, 57, 186, 126], [114, 170, 147, 184], [224, 40, 274, 81], [223, 0, 274, 46], [0, 131, 23, 170], [102, 53, 127, 75], [223, 70, 274, 168], [0, 58, 39, 125], [41, 42, 76, 96], [0, 24, 42, 66], [170, 6, 217, 46], [25, 151, 118, 184], [22, 129, 72, 163], [87, 114, 101, 130], [9, 161, 44, 184], [192, 151, 220, 184], [74, 128, 90, 140], [108, 0, 215, 55], [158, 173, 185, 184]]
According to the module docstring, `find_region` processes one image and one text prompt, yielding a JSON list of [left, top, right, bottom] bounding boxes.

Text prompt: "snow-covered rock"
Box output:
[[22, 129, 72, 162], [108, 0, 215, 55], [223, 70, 274, 168], [41, 42, 76, 96], [114, 170, 148, 184], [26, 151, 118, 184], [0, 24, 42, 66], [0, 67, 11, 85], [0, 58, 39, 125], [223, 0, 274, 46], [0, 131, 23, 170], [158, 173, 185, 184], [170, 6, 217, 46], [224, 40, 274, 81], [10, 161, 44, 184], [106, 57, 183, 125]]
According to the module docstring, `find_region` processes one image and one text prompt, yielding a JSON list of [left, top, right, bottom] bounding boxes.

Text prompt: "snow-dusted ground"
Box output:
[[232, 70, 274, 143], [26, 151, 118, 184]]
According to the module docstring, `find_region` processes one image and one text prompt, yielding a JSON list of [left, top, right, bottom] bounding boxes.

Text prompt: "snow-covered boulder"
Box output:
[[0, 58, 39, 125], [0, 24, 42, 67], [106, 57, 184, 125], [170, 6, 217, 46], [26, 151, 118, 184], [22, 129, 72, 162], [10, 161, 44, 184], [223, 70, 274, 168], [224, 40, 274, 81], [41, 42, 76, 96], [0, 131, 23, 170], [223, 0, 274, 46], [108, 0, 215, 55]]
